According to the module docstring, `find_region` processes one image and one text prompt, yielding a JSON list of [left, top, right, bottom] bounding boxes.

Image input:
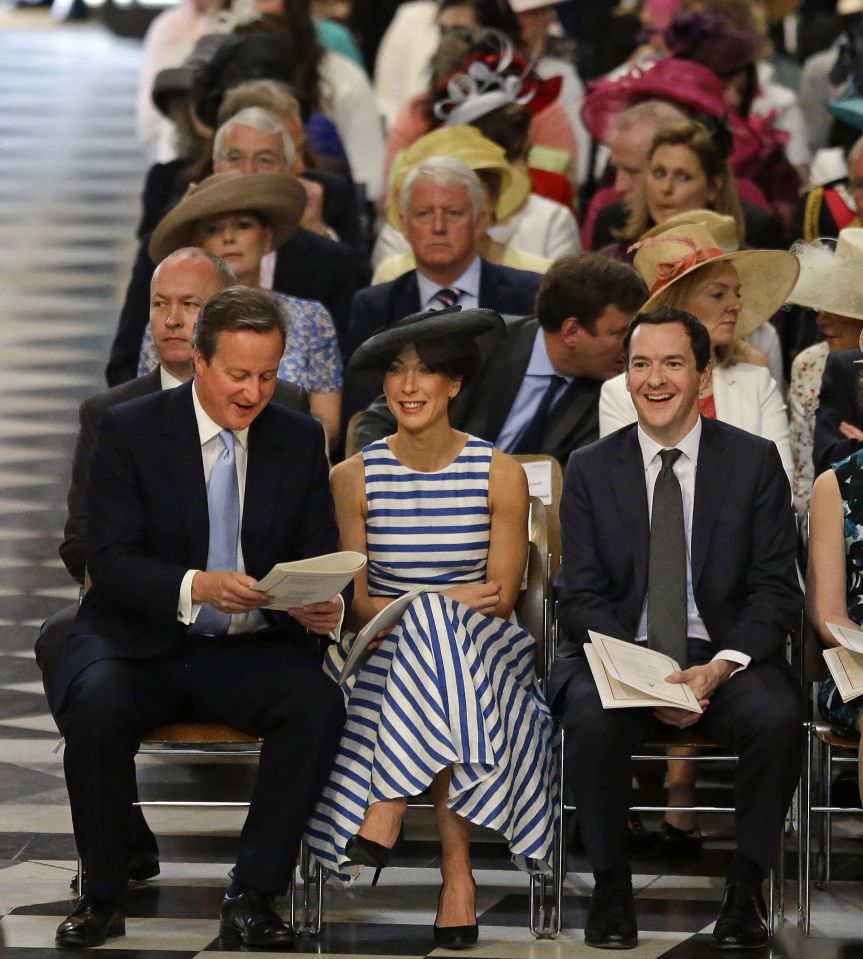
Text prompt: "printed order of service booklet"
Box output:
[[585, 630, 702, 713]]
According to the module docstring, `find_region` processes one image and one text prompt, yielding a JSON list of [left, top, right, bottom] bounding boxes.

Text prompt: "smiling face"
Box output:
[[383, 345, 461, 432], [149, 256, 224, 379], [626, 321, 711, 446], [400, 177, 486, 284], [193, 212, 272, 286], [682, 262, 742, 349], [193, 327, 283, 431], [646, 144, 718, 224]]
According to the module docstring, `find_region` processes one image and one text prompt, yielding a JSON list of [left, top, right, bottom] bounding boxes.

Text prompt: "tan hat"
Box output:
[[148, 171, 306, 264], [386, 125, 531, 230], [640, 209, 740, 251], [789, 228, 863, 323], [633, 222, 799, 339]]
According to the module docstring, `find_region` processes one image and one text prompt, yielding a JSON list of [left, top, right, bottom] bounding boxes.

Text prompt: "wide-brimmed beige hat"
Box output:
[[640, 209, 739, 251], [386, 125, 531, 230], [632, 221, 799, 339], [788, 228, 863, 323], [148, 172, 306, 264]]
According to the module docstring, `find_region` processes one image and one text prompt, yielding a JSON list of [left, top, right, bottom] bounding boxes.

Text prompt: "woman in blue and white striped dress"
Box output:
[[304, 308, 555, 948]]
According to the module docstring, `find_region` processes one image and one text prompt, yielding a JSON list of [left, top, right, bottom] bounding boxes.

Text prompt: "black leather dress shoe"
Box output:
[[55, 896, 124, 948], [584, 882, 637, 949], [219, 888, 295, 949], [712, 883, 769, 950]]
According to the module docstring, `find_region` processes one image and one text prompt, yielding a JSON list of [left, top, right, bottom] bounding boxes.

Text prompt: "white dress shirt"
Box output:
[[159, 367, 184, 390], [416, 257, 481, 312], [176, 383, 258, 634], [635, 419, 750, 672]]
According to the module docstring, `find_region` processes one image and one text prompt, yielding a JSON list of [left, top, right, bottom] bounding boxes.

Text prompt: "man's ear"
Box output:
[[559, 316, 583, 347], [699, 358, 713, 393], [192, 348, 206, 377]]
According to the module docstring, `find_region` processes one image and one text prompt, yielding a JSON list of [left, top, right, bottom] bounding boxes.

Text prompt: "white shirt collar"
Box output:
[[191, 381, 249, 450], [416, 255, 481, 305], [159, 366, 186, 391], [637, 417, 702, 471]]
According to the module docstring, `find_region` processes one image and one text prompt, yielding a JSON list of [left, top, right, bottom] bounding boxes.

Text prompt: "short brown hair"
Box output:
[[193, 286, 286, 362], [536, 253, 647, 334]]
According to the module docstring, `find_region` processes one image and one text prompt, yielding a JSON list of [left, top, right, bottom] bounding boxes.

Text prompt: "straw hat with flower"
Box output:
[[385, 125, 531, 231], [148, 171, 306, 264], [632, 220, 799, 339]]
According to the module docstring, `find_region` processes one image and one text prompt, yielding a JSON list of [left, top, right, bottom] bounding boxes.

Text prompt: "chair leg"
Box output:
[[798, 722, 812, 933], [76, 857, 84, 898], [767, 867, 775, 938], [823, 743, 833, 887], [530, 729, 564, 938], [289, 841, 323, 936]]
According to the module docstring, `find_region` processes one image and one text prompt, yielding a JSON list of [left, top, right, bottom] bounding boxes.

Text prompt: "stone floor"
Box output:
[[0, 12, 862, 959]]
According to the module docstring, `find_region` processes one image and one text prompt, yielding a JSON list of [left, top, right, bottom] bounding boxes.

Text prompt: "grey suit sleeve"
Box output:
[[58, 399, 98, 585], [352, 393, 396, 450]]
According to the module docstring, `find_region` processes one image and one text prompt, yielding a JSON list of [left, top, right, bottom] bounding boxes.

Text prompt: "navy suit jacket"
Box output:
[[54, 382, 340, 713], [813, 347, 863, 476], [548, 418, 801, 705], [342, 259, 542, 422]]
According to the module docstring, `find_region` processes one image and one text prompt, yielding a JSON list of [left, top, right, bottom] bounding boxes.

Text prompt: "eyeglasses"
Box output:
[[216, 150, 283, 172]]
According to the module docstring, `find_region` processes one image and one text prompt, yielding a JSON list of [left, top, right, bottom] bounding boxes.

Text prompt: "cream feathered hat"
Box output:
[[788, 228, 863, 324]]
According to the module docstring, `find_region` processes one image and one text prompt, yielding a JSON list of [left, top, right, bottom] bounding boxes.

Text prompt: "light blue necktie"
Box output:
[[191, 429, 239, 636]]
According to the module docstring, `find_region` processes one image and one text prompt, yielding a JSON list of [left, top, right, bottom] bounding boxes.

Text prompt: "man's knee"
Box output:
[[61, 662, 144, 738]]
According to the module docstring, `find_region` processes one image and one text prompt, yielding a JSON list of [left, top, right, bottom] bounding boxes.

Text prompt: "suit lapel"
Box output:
[[392, 272, 421, 323], [163, 383, 209, 566], [691, 420, 731, 588], [610, 428, 651, 597]]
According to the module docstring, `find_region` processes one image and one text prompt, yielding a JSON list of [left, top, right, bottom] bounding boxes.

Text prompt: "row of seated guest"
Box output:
[[42, 292, 804, 954], [137, 165, 343, 449]]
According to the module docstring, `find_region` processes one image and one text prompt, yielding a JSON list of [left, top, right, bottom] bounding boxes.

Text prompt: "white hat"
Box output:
[[508, 0, 554, 10], [788, 228, 863, 323]]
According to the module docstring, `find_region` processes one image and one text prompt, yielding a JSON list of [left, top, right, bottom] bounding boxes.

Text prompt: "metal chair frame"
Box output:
[[528, 604, 782, 940], [74, 728, 323, 935]]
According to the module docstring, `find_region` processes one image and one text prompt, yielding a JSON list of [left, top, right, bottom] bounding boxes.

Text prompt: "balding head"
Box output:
[[611, 100, 687, 200], [149, 249, 235, 381]]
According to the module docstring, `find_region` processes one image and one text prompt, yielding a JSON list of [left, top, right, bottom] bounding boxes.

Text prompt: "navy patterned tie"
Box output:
[[512, 375, 565, 454], [431, 288, 460, 310], [647, 448, 687, 665]]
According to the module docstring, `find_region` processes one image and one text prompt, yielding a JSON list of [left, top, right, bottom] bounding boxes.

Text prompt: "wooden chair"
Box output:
[[513, 455, 564, 579]]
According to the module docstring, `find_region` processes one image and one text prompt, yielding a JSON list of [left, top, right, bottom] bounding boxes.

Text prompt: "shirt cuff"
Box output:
[[711, 649, 751, 677], [178, 569, 202, 625], [326, 593, 346, 643]]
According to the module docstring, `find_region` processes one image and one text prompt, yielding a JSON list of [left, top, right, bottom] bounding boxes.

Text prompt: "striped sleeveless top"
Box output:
[[362, 435, 493, 597]]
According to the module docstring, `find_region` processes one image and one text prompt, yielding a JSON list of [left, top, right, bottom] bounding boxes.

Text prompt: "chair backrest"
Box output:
[[527, 496, 549, 578], [344, 410, 365, 458], [516, 541, 548, 680], [513, 455, 564, 578]]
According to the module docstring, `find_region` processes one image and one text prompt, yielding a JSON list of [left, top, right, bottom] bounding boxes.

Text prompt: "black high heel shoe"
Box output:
[[433, 881, 479, 949], [345, 834, 390, 886]]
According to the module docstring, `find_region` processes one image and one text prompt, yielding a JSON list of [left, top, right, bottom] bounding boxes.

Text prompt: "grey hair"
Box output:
[[616, 99, 686, 134], [152, 247, 236, 289], [400, 156, 485, 220], [213, 106, 296, 170]]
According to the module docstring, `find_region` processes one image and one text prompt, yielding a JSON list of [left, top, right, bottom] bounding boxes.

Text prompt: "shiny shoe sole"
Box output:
[[55, 916, 125, 948], [711, 936, 769, 950], [584, 935, 638, 949], [218, 922, 295, 949]]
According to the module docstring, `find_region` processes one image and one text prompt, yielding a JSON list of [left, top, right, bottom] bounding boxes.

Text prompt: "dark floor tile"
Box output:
[[0, 689, 56, 721], [657, 932, 786, 959], [4, 950, 198, 959], [0, 625, 42, 652], [0, 565, 77, 592], [203, 921, 435, 954], [0, 724, 58, 740], [13, 885, 225, 920], [0, 834, 76, 862], [0, 593, 66, 618], [0, 763, 65, 802]]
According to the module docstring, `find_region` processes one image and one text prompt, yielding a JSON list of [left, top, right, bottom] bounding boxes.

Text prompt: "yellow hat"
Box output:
[[385, 125, 531, 231]]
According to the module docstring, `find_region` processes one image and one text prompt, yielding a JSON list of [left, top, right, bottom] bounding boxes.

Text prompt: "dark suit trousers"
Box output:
[[57, 632, 345, 901], [554, 640, 802, 877]]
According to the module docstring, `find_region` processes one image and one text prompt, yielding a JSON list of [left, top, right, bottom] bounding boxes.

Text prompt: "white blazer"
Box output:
[[598, 362, 794, 488]]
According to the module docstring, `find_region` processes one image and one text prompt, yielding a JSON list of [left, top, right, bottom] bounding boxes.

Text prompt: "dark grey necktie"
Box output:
[[647, 448, 687, 665]]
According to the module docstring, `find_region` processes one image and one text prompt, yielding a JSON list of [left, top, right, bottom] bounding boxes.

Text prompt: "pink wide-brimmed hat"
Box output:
[[580, 56, 727, 145]]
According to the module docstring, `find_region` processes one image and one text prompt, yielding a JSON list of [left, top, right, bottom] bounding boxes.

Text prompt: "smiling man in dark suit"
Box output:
[[52, 287, 345, 950], [353, 254, 646, 463], [549, 307, 802, 950]]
